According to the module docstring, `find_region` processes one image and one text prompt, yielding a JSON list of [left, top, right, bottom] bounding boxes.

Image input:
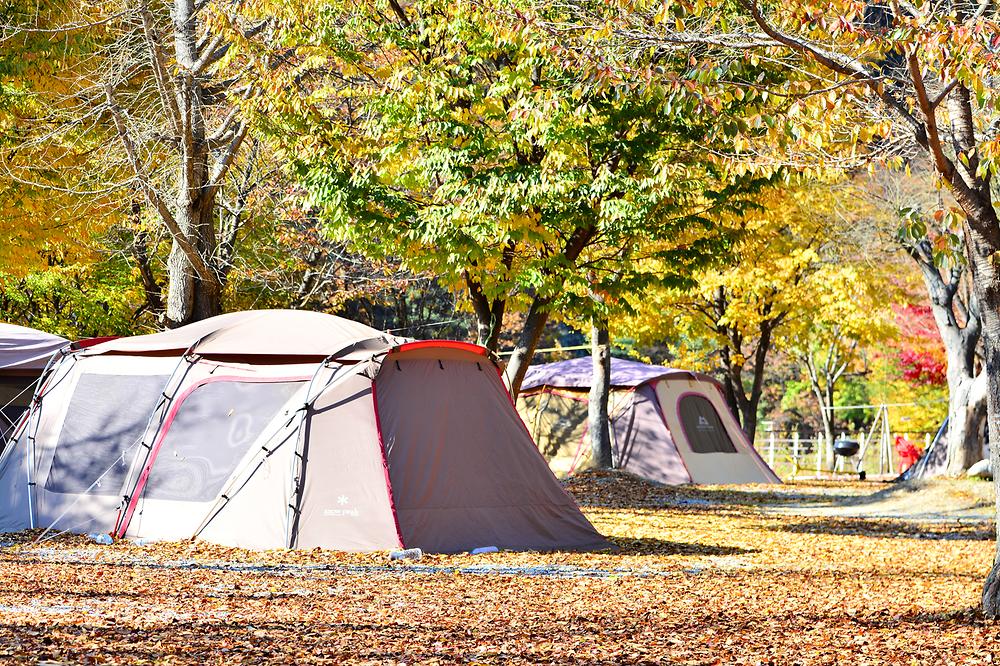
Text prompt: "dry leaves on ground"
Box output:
[[0, 472, 996, 664]]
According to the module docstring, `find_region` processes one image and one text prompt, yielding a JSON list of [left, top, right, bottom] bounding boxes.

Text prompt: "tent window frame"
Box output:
[[43, 372, 174, 496], [137, 374, 309, 504], [675, 391, 739, 455]]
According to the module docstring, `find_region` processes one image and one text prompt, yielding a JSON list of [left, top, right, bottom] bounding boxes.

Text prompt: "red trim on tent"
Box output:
[[72, 336, 117, 350], [114, 374, 310, 538], [392, 340, 488, 356], [370, 379, 404, 549]]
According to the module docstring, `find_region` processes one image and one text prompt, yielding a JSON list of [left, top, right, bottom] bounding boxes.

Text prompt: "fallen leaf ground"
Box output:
[[1, 473, 998, 664]]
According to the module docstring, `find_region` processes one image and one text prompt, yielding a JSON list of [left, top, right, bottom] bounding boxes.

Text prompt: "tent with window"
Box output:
[[0, 324, 69, 441], [517, 357, 780, 485], [0, 310, 607, 553]]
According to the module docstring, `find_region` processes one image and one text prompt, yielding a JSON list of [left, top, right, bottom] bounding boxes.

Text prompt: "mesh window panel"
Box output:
[[678, 395, 738, 454], [0, 376, 36, 408], [143, 380, 303, 503], [45, 374, 171, 495], [1, 406, 26, 442], [539, 392, 589, 457]]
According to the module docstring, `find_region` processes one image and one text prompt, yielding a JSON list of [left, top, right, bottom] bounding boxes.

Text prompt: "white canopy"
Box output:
[[0, 323, 68, 371]]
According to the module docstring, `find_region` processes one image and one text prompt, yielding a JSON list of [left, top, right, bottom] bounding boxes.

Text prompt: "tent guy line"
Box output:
[[4, 549, 677, 580]]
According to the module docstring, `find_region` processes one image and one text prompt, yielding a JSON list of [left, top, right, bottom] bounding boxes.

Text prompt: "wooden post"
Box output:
[[816, 433, 824, 477], [768, 430, 776, 468], [792, 431, 800, 478]]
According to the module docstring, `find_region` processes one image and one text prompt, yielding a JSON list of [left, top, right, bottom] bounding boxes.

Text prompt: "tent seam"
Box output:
[[370, 376, 404, 549]]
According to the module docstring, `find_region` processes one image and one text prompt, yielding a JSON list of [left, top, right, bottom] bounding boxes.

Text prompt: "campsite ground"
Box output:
[[0, 473, 997, 664]]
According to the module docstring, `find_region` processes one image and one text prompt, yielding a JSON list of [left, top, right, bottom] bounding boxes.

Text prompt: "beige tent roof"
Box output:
[[81, 310, 407, 358]]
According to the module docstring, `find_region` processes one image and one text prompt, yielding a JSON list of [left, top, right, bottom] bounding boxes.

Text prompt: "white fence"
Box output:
[[752, 431, 934, 480]]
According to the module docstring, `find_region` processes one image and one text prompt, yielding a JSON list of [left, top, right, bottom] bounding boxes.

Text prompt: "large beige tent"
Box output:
[[518, 357, 780, 485], [0, 324, 69, 440], [0, 310, 607, 553]]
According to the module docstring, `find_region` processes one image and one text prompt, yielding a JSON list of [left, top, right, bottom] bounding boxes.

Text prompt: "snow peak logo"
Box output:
[[323, 495, 359, 517], [323, 508, 360, 517], [697, 415, 714, 431]]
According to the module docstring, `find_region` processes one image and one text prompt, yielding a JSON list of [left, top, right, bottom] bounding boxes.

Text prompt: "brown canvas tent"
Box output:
[[517, 357, 780, 485], [0, 310, 606, 553], [0, 324, 69, 441]]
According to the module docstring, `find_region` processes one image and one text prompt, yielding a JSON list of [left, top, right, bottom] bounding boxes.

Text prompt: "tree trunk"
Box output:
[[128, 201, 164, 318], [465, 272, 506, 352], [961, 209, 1000, 616], [504, 293, 551, 398], [906, 241, 983, 477], [589, 321, 613, 469], [163, 0, 223, 327], [804, 354, 837, 470], [944, 372, 987, 476], [981, 322, 1000, 616], [721, 374, 740, 422], [739, 397, 758, 445], [165, 192, 223, 326]]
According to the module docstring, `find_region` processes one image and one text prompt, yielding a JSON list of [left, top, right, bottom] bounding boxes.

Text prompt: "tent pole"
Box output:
[[111, 345, 205, 538], [284, 357, 379, 548], [22, 345, 73, 529]]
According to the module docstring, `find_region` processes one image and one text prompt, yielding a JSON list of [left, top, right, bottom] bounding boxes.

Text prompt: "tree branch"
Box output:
[[105, 85, 216, 285], [738, 0, 925, 138]]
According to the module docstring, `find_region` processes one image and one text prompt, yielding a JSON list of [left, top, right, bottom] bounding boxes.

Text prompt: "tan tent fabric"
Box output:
[[293, 372, 401, 551], [614, 384, 692, 485], [654, 378, 778, 484], [376, 351, 607, 553], [81, 310, 405, 359], [0, 310, 607, 553], [518, 390, 592, 478]]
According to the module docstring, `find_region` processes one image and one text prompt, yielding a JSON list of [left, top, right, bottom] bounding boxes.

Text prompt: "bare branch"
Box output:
[[104, 85, 216, 285]]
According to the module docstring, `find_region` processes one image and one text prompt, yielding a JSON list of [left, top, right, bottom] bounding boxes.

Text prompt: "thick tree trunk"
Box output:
[[589, 322, 613, 469], [907, 244, 983, 477], [163, 0, 223, 327], [505, 294, 551, 398], [961, 207, 1000, 616], [944, 372, 987, 476], [721, 374, 740, 422], [981, 324, 1000, 616], [164, 191, 223, 326], [739, 398, 758, 445], [475, 312, 504, 352]]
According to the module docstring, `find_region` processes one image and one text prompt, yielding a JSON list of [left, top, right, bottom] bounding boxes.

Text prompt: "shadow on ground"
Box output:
[[770, 516, 994, 541], [564, 470, 873, 510], [607, 536, 757, 557]]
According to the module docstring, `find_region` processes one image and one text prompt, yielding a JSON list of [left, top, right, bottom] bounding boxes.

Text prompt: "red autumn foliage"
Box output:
[[893, 305, 947, 386], [898, 348, 947, 386]]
